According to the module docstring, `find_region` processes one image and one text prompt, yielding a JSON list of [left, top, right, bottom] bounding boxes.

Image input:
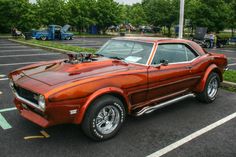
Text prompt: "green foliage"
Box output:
[[223, 70, 236, 83], [95, 0, 122, 33], [0, 0, 39, 33], [66, 0, 97, 31], [185, 0, 230, 32], [36, 0, 69, 26], [142, 0, 179, 36], [0, 0, 235, 35], [120, 4, 147, 27]]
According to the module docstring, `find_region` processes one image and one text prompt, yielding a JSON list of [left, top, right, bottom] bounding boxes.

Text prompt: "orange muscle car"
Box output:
[[9, 37, 228, 140]]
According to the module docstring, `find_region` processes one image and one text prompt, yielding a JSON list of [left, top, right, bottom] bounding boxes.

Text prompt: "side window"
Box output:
[[152, 44, 198, 65]]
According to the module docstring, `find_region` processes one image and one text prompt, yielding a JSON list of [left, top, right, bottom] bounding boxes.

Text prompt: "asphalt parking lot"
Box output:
[[56, 37, 110, 49], [0, 38, 236, 157]]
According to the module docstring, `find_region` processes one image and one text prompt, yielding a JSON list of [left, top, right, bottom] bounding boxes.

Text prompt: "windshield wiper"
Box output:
[[109, 56, 125, 60], [94, 53, 104, 57]]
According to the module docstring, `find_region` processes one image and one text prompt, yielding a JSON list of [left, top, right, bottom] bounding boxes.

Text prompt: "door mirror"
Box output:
[[160, 59, 168, 66]]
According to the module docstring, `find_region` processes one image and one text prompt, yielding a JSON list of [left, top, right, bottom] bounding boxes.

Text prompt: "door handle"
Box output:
[[187, 66, 192, 69]]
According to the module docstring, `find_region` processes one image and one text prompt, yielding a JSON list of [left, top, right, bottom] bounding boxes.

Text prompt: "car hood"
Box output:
[[16, 59, 131, 86], [62, 24, 71, 32]]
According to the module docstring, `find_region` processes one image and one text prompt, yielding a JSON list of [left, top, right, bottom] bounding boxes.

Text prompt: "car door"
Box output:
[[147, 43, 199, 103]]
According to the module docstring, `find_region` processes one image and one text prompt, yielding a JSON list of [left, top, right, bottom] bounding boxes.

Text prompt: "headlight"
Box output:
[[38, 95, 46, 111]]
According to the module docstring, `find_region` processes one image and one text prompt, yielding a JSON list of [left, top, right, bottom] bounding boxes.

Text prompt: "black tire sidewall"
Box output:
[[83, 95, 125, 140], [204, 72, 220, 102]]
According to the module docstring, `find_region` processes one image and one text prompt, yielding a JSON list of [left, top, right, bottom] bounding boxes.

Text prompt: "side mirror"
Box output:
[[160, 59, 168, 66]]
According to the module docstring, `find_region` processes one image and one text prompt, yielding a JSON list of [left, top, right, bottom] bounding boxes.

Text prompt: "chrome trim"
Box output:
[[9, 84, 43, 112], [224, 66, 229, 71], [134, 93, 195, 116]]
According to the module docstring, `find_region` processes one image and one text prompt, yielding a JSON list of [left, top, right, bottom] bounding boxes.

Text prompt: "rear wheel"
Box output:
[[81, 95, 126, 141], [196, 72, 220, 103], [40, 36, 47, 41]]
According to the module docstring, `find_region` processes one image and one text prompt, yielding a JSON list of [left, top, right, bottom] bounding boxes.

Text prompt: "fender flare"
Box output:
[[195, 64, 222, 92], [74, 87, 131, 124]]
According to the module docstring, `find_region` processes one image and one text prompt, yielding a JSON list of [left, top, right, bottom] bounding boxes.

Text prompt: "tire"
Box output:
[[196, 72, 220, 103], [40, 36, 47, 41], [81, 95, 126, 141], [205, 41, 211, 48], [65, 36, 70, 40]]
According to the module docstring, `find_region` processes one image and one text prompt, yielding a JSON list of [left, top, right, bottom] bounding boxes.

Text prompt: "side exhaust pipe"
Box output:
[[135, 93, 195, 116]]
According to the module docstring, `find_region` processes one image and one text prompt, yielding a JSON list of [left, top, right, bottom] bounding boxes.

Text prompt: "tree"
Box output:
[[0, 0, 39, 33], [36, 0, 68, 26], [143, 0, 179, 36], [66, 0, 97, 32], [126, 3, 147, 27], [226, 0, 236, 36], [95, 0, 122, 34], [185, 0, 230, 32]]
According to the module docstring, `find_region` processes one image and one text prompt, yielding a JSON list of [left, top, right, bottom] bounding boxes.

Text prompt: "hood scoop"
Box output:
[[65, 53, 98, 64]]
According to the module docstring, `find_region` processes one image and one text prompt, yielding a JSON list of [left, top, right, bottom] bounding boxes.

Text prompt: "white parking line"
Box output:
[[219, 50, 236, 53], [147, 112, 236, 157], [0, 107, 17, 113], [0, 78, 8, 81], [0, 113, 12, 130], [0, 107, 17, 130], [0, 53, 59, 58], [0, 49, 42, 53], [0, 74, 6, 78], [228, 63, 236, 66], [0, 61, 41, 66]]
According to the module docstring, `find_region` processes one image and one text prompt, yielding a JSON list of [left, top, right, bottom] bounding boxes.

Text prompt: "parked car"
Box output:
[[229, 37, 236, 45], [33, 24, 73, 40], [9, 37, 228, 141]]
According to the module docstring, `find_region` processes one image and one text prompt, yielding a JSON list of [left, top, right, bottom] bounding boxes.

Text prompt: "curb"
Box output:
[[8, 39, 76, 54], [221, 81, 236, 88]]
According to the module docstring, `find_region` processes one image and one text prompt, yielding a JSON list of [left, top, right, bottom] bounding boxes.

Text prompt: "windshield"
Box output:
[[96, 39, 154, 64]]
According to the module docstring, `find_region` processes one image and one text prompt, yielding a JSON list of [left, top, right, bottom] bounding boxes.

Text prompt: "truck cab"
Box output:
[[34, 24, 73, 40]]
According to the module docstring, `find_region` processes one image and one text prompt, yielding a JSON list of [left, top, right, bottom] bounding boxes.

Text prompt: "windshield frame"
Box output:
[[96, 39, 155, 66]]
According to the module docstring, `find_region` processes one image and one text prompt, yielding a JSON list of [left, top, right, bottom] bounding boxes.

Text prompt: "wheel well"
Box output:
[[212, 68, 223, 82], [88, 93, 129, 114], [108, 93, 129, 113]]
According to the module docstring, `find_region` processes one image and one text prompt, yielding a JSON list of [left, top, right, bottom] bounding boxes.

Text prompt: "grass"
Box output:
[[17, 38, 97, 53], [218, 31, 235, 39], [223, 70, 236, 83]]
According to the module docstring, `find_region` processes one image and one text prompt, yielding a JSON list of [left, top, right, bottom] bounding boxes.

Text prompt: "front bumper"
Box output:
[[14, 98, 81, 128]]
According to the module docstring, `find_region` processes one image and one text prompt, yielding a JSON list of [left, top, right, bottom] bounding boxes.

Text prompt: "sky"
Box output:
[[29, 0, 141, 5]]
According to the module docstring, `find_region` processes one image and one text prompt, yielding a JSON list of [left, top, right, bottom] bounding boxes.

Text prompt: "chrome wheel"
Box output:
[[95, 105, 120, 135], [207, 76, 218, 99]]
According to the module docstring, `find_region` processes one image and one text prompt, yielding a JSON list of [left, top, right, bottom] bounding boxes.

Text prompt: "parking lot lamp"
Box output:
[[178, 0, 185, 38]]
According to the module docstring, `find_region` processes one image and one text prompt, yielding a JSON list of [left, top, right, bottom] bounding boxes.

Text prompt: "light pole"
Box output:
[[178, 0, 185, 38]]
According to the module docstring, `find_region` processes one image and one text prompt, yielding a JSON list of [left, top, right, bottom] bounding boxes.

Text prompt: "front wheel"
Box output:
[[81, 95, 126, 141], [196, 72, 220, 103]]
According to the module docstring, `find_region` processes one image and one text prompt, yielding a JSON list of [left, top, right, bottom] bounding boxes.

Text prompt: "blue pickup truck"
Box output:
[[32, 25, 73, 40]]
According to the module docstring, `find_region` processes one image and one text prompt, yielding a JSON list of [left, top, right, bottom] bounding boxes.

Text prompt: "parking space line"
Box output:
[[0, 61, 41, 66], [0, 113, 12, 130], [228, 63, 236, 66], [147, 112, 236, 157], [0, 53, 59, 58], [0, 78, 8, 81], [0, 107, 17, 113], [0, 49, 42, 53]]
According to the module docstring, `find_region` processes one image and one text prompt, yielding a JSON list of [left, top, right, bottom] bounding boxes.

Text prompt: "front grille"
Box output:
[[14, 85, 39, 105]]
